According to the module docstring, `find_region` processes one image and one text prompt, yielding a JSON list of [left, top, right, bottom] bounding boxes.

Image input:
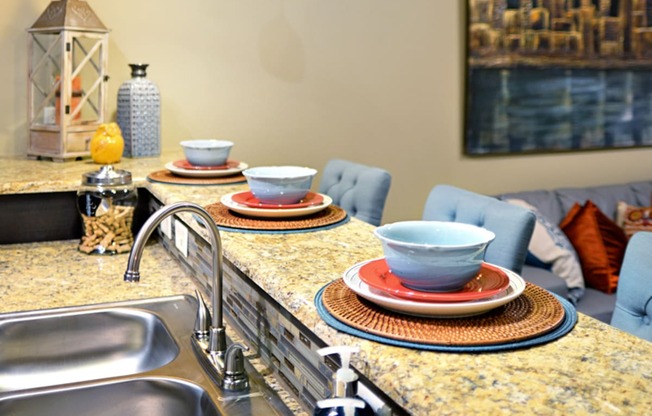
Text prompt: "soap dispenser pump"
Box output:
[[314, 398, 366, 416], [315, 346, 375, 416]]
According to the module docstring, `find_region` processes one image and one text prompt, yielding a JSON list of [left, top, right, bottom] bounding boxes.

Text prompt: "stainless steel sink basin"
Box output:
[[0, 378, 221, 416], [0, 295, 293, 416], [0, 308, 178, 391]]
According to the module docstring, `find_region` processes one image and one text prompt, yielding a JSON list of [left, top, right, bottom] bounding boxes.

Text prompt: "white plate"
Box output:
[[165, 161, 248, 178], [220, 191, 332, 218], [342, 260, 526, 318]]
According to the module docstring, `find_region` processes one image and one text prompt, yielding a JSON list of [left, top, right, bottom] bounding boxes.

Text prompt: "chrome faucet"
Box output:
[[123, 201, 248, 391]]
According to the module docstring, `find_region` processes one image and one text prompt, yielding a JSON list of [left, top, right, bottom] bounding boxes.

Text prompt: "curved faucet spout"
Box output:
[[123, 201, 225, 347]]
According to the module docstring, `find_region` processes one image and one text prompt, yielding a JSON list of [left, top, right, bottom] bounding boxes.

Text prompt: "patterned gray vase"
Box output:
[[117, 64, 161, 157]]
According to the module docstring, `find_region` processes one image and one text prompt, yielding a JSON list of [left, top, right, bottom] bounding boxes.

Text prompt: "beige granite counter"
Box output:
[[0, 239, 194, 312], [1, 154, 651, 415]]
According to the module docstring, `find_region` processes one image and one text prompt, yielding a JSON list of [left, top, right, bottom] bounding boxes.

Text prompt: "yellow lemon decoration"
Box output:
[[90, 123, 124, 164]]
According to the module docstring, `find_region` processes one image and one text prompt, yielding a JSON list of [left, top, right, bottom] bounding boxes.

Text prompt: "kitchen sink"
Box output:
[[0, 308, 178, 392], [0, 378, 221, 416], [0, 295, 293, 416]]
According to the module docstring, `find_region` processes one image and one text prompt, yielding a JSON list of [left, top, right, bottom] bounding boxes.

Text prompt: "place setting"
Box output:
[[205, 165, 349, 233], [315, 221, 578, 352], [147, 140, 248, 185]]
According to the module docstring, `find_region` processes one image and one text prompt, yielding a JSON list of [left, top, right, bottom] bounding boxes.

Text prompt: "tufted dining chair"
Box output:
[[318, 159, 391, 226], [422, 184, 536, 275], [610, 231, 652, 342]]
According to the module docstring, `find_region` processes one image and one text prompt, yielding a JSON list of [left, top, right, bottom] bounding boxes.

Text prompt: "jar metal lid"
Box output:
[[82, 165, 133, 186]]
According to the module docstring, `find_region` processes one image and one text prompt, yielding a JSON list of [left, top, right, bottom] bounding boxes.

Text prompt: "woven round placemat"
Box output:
[[321, 279, 565, 346], [205, 202, 348, 231], [147, 170, 246, 185]]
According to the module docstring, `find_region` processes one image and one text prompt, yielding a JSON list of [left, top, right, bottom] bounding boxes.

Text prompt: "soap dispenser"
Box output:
[[315, 346, 375, 416]]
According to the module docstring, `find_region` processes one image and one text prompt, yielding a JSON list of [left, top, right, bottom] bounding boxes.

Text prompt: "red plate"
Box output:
[[231, 191, 325, 209], [173, 159, 240, 171], [358, 259, 510, 303]]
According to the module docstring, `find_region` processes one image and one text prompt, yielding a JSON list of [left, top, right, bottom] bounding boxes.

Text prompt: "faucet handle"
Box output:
[[193, 290, 212, 339], [223, 343, 249, 391]]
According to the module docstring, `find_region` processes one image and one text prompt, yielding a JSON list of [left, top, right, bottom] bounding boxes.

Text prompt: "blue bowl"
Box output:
[[242, 166, 317, 205], [180, 140, 233, 166], [373, 221, 496, 292]]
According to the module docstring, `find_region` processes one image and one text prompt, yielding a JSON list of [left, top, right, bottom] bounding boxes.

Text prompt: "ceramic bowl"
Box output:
[[373, 220, 495, 292], [180, 140, 234, 166], [242, 166, 317, 205]]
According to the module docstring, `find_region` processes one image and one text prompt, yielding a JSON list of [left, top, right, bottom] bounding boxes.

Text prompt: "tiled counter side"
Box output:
[[2, 154, 652, 415]]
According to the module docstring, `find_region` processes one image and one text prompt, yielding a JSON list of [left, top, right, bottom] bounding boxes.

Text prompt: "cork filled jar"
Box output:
[[77, 165, 138, 254]]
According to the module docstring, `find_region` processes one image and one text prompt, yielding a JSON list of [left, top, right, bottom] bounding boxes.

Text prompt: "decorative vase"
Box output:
[[117, 63, 161, 157]]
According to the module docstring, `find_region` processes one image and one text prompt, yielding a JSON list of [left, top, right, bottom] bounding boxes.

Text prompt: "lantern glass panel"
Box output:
[[29, 32, 61, 126], [70, 34, 104, 124]]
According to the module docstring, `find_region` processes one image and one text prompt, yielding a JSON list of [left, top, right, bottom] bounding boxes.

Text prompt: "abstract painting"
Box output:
[[465, 0, 652, 155]]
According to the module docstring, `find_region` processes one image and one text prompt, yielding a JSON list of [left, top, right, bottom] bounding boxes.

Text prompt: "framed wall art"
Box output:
[[465, 0, 652, 156]]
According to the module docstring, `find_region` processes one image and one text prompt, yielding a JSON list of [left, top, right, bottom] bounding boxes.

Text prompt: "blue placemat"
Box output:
[[314, 283, 577, 353]]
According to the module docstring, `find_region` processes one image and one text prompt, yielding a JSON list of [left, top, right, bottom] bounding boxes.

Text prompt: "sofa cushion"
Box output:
[[629, 181, 652, 206], [560, 201, 628, 294], [520, 266, 616, 323], [556, 184, 640, 222], [575, 288, 618, 324]]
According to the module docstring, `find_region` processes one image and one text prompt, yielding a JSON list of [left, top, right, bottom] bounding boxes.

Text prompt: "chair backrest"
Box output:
[[422, 184, 536, 275], [610, 231, 652, 342], [318, 159, 391, 226]]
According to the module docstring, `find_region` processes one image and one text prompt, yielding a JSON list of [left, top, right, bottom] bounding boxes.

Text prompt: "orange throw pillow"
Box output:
[[560, 201, 628, 294]]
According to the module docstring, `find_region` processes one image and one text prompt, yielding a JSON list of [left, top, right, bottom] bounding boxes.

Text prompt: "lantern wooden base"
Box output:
[[27, 127, 95, 162]]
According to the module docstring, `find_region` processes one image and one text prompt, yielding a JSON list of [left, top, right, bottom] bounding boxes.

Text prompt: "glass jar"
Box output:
[[77, 165, 138, 255]]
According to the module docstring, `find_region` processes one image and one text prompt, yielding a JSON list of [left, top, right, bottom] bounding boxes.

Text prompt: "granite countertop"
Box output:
[[0, 239, 195, 312], [1, 153, 651, 415]]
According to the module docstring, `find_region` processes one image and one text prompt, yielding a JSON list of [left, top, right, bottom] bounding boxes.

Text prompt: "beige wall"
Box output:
[[2, 1, 651, 223]]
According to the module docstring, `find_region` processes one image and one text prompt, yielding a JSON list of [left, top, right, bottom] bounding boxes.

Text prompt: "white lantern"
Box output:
[[27, 0, 110, 161]]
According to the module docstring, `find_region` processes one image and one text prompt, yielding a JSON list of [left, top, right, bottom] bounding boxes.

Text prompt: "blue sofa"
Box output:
[[498, 181, 652, 324]]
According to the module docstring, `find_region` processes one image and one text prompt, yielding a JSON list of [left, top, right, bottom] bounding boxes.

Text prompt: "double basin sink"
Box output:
[[0, 295, 292, 416]]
